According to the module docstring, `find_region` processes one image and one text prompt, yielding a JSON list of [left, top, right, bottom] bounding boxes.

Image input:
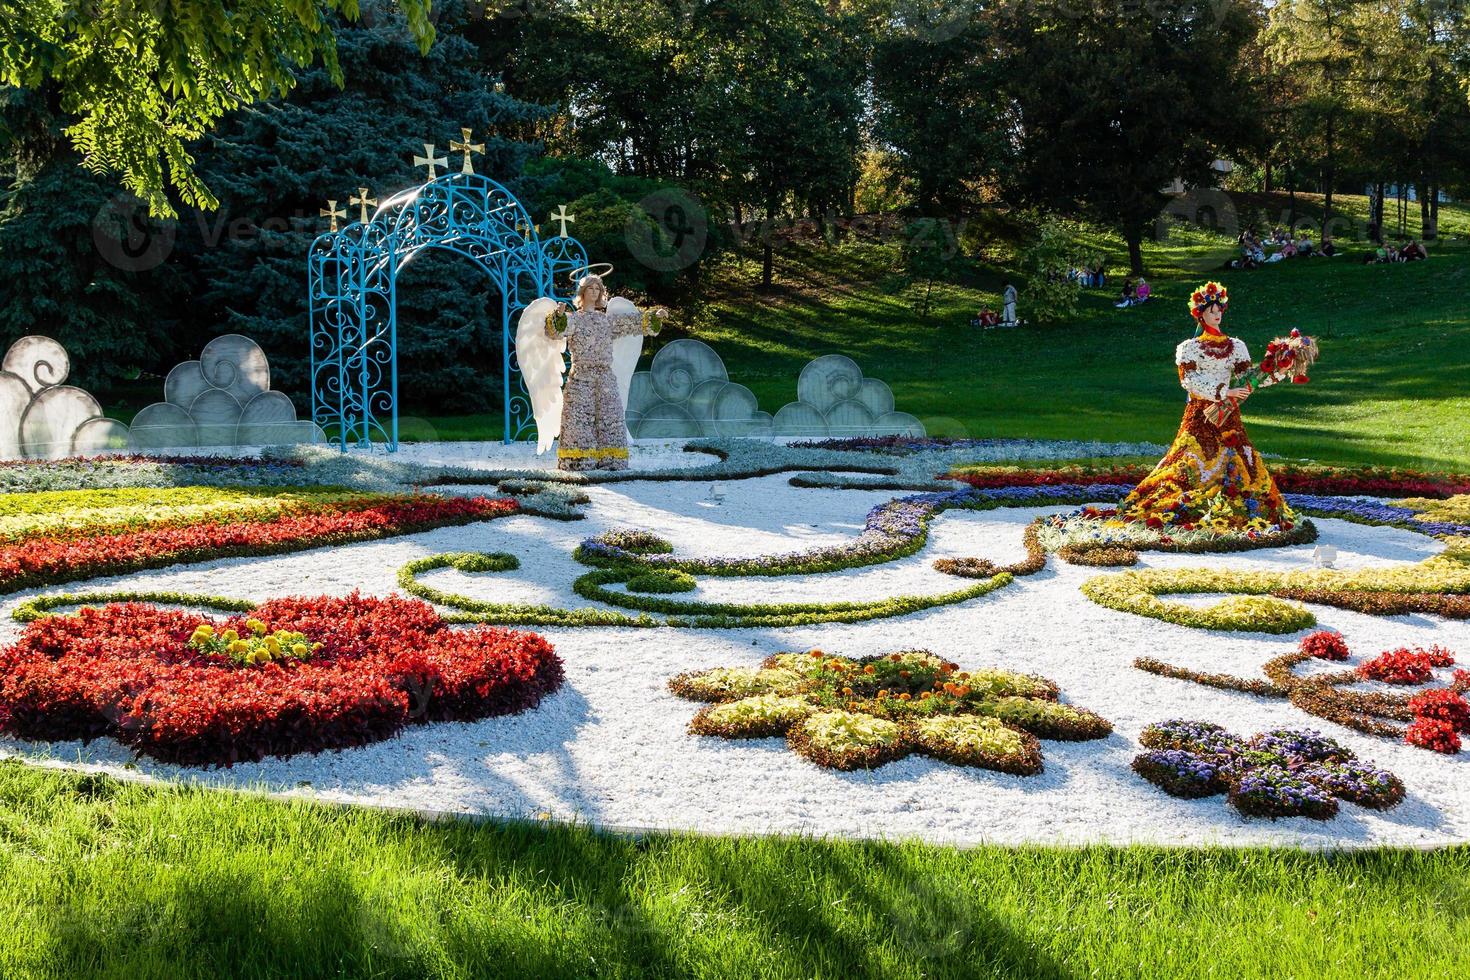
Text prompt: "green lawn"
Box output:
[[404, 194, 1470, 469], [685, 194, 1470, 471], [1, 762, 1465, 979]]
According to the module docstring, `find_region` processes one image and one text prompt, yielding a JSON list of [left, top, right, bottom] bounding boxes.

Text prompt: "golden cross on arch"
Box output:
[[319, 199, 346, 232], [550, 205, 576, 238], [413, 143, 448, 179], [450, 128, 485, 174], [349, 187, 377, 225]]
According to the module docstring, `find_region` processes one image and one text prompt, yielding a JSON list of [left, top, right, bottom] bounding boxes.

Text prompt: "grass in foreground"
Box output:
[[0, 762, 1464, 978]]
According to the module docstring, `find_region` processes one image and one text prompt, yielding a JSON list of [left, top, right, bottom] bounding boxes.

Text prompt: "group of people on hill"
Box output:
[[1069, 259, 1108, 289], [1231, 228, 1338, 269], [1364, 238, 1428, 264]]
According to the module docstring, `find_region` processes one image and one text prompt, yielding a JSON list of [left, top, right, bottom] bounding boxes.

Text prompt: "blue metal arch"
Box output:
[[308, 172, 588, 450]]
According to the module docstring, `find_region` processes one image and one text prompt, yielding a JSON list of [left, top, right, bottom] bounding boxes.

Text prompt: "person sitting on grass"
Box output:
[[1320, 236, 1338, 257], [1134, 277, 1151, 304], [1115, 278, 1137, 308], [974, 308, 1000, 328], [1092, 259, 1107, 289], [1296, 232, 1315, 257], [1400, 238, 1428, 261]]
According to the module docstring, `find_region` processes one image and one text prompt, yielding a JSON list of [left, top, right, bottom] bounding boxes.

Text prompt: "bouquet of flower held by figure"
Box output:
[[1207, 329, 1320, 425]]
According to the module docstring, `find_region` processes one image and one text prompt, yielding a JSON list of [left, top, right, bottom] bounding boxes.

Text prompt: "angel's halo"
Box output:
[[567, 262, 615, 282]]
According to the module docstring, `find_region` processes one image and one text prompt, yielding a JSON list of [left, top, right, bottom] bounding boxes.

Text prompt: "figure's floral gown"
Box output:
[[1120, 330, 1294, 532], [547, 308, 655, 471]]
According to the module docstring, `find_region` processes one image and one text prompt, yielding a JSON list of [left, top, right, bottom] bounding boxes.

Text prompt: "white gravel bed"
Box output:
[[343, 438, 717, 472], [2, 475, 1467, 849]]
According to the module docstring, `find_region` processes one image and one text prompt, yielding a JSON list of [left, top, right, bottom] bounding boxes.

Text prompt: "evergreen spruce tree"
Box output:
[[179, 0, 553, 412], [0, 89, 181, 391]]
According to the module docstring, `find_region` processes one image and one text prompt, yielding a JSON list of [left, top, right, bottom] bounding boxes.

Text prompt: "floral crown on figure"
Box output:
[[1188, 281, 1229, 325]]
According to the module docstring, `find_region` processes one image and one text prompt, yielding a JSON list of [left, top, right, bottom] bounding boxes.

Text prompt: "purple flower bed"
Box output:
[[578, 484, 1124, 578], [1133, 721, 1405, 820], [1246, 728, 1354, 763], [1228, 765, 1340, 820], [1307, 760, 1408, 810], [1285, 494, 1470, 538], [785, 436, 1017, 456], [1131, 749, 1229, 798]]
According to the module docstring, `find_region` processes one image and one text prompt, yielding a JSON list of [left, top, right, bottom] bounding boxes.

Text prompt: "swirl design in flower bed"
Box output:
[[1083, 540, 1470, 632], [669, 650, 1111, 772], [0, 494, 519, 595], [1136, 634, 1470, 754], [1132, 720, 1405, 820], [0, 594, 563, 766]]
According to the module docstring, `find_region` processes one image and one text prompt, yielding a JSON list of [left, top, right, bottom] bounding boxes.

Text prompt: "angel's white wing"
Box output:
[[515, 298, 567, 454], [606, 296, 643, 438]]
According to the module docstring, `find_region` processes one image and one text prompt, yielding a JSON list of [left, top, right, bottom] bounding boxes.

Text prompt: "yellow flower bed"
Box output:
[[913, 715, 1027, 756], [0, 486, 375, 541], [698, 695, 816, 734], [1081, 541, 1470, 632], [1401, 495, 1470, 524], [670, 666, 806, 702], [798, 710, 903, 752]]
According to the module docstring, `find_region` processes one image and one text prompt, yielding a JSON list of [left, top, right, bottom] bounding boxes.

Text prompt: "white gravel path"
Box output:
[[2, 474, 1466, 848]]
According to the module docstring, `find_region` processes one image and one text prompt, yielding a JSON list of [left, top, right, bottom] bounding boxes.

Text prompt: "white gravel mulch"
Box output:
[[2, 471, 1466, 849]]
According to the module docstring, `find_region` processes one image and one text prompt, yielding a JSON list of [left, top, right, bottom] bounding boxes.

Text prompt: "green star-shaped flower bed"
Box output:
[[669, 650, 1112, 772]]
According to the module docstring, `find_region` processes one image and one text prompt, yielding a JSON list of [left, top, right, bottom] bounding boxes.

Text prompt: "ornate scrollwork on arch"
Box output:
[[308, 173, 588, 450]]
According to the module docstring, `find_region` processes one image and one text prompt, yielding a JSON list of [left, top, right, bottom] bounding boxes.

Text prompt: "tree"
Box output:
[[494, 0, 866, 289], [871, 7, 1007, 216], [0, 0, 433, 216], [0, 87, 180, 388], [996, 1, 1264, 275], [698, 0, 866, 288], [170, 0, 549, 411], [1264, 0, 1383, 240]]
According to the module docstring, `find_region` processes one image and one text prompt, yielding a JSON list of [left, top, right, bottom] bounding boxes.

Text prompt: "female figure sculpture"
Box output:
[[1120, 281, 1315, 532], [516, 274, 666, 471]]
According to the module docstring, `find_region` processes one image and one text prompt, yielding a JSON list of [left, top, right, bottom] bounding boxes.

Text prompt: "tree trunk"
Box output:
[[1320, 114, 1335, 241], [1420, 183, 1431, 240], [1125, 226, 1144, 276], [1286, 166, 1298, 228], [1263, 160, 1273, 194], [1364, 183, 1375, 245]]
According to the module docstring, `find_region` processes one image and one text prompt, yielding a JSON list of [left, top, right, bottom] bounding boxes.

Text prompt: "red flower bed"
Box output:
[[0, 495, 518, 595], [1406, 718, 1462, 754], [946, 467, 1148, 490], [1356, 646, 1456, 685], [943, 464, 1470, 499], [1299, 630, 1351, 662], [0, 594, 563, 766], [1408, 689, 1470, 732]]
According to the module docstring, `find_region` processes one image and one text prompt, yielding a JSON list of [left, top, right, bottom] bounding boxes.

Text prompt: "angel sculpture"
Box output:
[[516, 273, 666, 471]]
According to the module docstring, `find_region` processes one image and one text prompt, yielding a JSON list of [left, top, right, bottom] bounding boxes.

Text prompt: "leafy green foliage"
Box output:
[[996, 1, 1264, 273], [0, 0, 434, 216], [176, 0, 550, 410]]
